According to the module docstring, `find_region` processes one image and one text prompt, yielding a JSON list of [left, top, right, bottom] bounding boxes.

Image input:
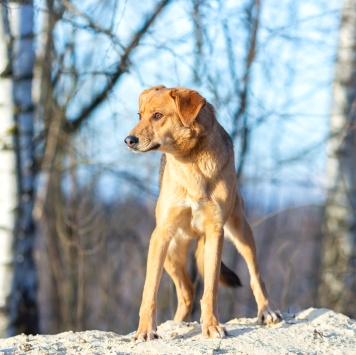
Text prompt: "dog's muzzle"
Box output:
[[125, 135, 139, 149]]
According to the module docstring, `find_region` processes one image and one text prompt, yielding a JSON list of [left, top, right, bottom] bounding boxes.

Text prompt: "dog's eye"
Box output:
[[152, 112, 163, 120], [137, 113, 141, 121]]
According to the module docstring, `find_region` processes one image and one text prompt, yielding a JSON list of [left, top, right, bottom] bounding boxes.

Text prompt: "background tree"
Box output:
[[319, 0, 356, 315], [0, 0, 38, 336], [0, 1, 16, 337], [33, 0, 173, 334]]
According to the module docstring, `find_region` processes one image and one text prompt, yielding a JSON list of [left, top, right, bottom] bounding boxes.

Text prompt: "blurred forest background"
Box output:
[[0, 0, 355, 337]]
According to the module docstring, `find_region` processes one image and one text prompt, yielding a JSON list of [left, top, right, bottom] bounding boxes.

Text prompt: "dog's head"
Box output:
[[124, 85, 206, 154]]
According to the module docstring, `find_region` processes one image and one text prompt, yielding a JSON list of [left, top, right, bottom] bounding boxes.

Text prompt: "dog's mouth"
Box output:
[[147, 143, 161, 151], [128, 143, 161, 153]]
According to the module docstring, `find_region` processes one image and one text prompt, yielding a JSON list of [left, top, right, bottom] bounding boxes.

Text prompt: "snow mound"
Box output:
[[0, 308, 355, 354]]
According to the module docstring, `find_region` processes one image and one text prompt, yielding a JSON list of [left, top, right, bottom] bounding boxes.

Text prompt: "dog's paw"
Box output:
[[133, 331, 161, 342], [202, 324, 228, 339], [258, 307, 283, 325]]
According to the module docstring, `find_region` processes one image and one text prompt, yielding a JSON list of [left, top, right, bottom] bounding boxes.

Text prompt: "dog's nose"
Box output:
[[125, 135, 139, 147]]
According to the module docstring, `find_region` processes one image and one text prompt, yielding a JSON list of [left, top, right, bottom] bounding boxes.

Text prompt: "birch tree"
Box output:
[[0, 0, 38, 335], [0, 2, 16, 338], [319, 0, 356, 315]]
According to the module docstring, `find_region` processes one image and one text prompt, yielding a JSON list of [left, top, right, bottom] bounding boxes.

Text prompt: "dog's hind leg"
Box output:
[[164, 236, 194, 322], [224, 194, 282, 325]]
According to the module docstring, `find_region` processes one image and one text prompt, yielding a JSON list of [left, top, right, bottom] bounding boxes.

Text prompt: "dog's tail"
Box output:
[[195, 236, 242, 288]]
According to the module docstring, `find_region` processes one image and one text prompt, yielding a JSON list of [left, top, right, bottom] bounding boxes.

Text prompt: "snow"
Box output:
[[0, 308, 355, 354]]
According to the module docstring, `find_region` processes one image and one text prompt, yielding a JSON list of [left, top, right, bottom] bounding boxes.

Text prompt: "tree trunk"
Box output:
[[0, 2, 16, 338], [319, 0, 356, 315], [0, 0, 39, 335]]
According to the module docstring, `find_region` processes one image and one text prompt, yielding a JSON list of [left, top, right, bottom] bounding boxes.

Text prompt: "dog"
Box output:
[[125, 85, 282, 341]]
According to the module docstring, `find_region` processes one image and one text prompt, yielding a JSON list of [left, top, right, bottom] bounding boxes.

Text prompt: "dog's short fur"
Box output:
[[125, 86, 282, 341]]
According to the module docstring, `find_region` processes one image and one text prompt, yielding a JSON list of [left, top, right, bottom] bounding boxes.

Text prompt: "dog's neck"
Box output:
[[165, 106, 234, 184]]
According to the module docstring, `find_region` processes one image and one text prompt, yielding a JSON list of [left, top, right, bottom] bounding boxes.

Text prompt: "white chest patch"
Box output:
[[191, 206, 205, 234], [178, 197, 206, 234]]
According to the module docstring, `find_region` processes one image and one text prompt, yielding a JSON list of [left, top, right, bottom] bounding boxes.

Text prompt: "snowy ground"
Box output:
[[0, 308, 355, 354]]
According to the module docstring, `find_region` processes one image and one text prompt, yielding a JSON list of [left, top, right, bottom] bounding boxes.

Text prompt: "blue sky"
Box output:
[[40, 0, 342, 209]]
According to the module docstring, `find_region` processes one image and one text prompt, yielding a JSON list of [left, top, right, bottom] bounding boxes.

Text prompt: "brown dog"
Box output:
[[125, 85, 282, 341]]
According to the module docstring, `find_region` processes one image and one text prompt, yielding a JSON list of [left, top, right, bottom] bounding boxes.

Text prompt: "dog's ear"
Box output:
[[170, 88, 206, 127], [139, 85, 166, 107]]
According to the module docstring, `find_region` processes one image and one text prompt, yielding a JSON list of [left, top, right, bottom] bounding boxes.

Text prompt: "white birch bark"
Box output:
[[0, 0, 38, 335], [319, 0, 356, 314], [0, 3, 16, 338]]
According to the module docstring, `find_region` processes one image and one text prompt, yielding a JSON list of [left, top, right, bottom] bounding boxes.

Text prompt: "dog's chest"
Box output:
[[179, 197, 206, 234]]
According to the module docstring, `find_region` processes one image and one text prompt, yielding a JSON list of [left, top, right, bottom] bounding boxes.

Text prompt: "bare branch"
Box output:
[[61, 0, 124, 49], [63, 0, 172, 134], [234, 0, 261, 182]]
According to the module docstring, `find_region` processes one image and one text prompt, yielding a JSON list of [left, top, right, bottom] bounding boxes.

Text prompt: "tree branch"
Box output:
[[63, 0, 172, 134], [234, 0, 261, 182], [61, 0, 124, 49]]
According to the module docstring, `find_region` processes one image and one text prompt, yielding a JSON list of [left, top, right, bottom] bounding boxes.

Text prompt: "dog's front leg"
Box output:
[[200, 225, 227, 339], [133, 227, 171, 342]]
